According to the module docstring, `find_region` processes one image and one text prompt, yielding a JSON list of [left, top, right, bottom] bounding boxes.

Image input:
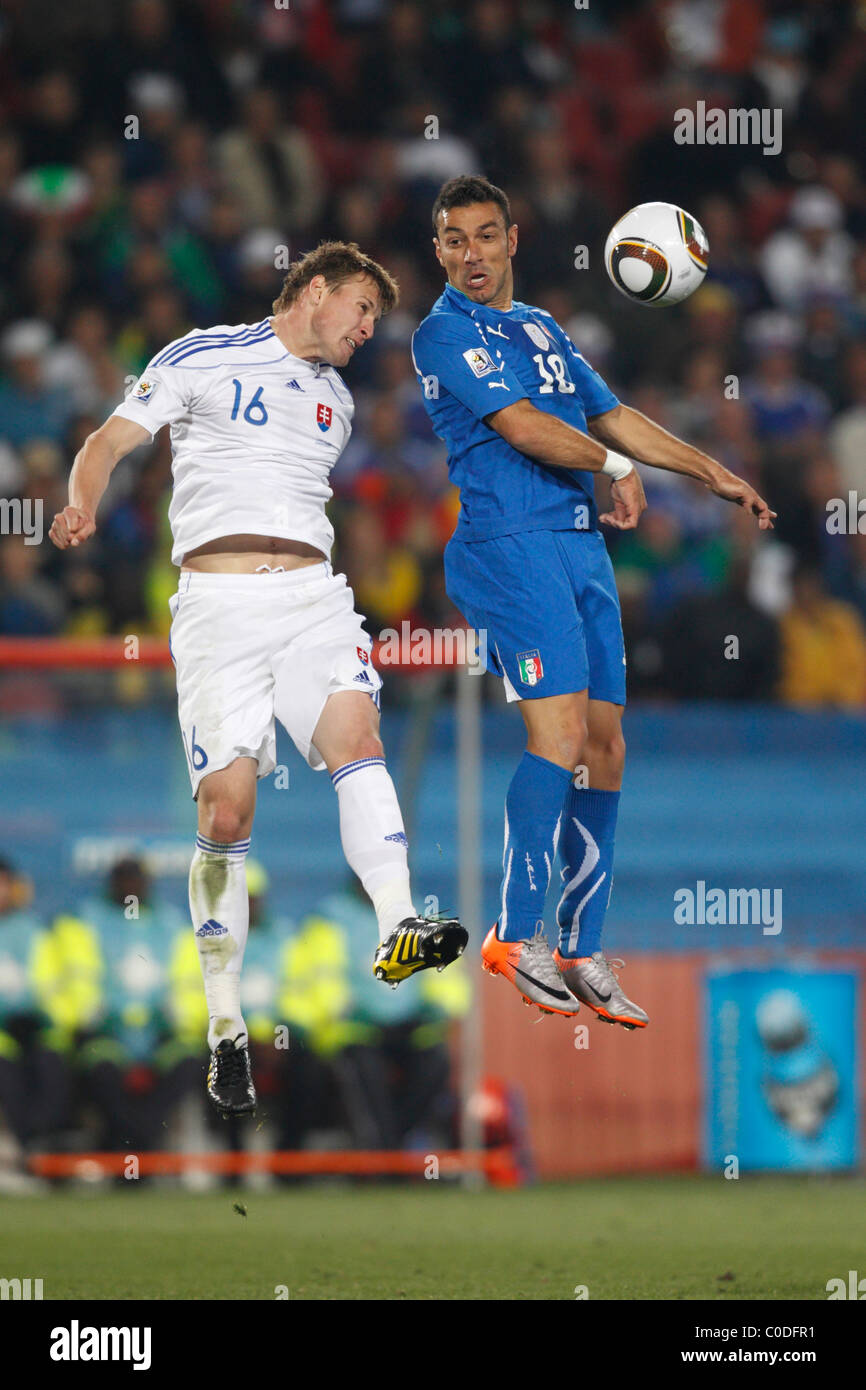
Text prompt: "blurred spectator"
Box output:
[[122, 72, 185, 184], [340, 504, 424, 633], [19, 440, 69, 528], [700, 194, 769, 314], [760, 186, 854, 312], [829, 341, 866, 497], [18, 69, 83, 168], [660, 549, 781, 700], [0, 857, 71, 1175], [233, 860, 305, 1147], [742, 311, 831, 443], [58, 856, 199, 1150], [43, 305, 127, 416], [0, 535, 66, 635], [215, 87, 324, 233], [442, 0, 537, 125], [18, 240, 77, 329], [611, 508, 729, 619], [169, 120, 220, 232], [116, 285, 191, 375], [89, 0, 232, 132], [284, 879, 469, 1149], [778, 564, 866, 708], [98, 177, 222, 319], [227, 229, 289, 327], [799, 295, 852, 408], [0, 320, 73, 446]]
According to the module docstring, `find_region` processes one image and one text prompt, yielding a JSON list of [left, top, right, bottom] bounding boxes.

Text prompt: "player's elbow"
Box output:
[[92, 417, 151, 466]]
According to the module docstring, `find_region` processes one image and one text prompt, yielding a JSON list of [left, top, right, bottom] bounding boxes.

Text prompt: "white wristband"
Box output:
[[601, 450, 634, 481]]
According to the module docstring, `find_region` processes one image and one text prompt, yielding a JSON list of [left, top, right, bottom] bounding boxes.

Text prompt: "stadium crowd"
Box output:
[[2, 0, 866, 1176], [1, 0, 866, 705]]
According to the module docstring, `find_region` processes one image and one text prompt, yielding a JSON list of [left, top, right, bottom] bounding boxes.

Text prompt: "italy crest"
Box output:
[[517, 650, 544, 685]]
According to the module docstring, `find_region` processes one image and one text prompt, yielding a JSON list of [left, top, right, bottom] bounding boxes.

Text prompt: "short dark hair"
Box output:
[[272, 241, 399, 316], [432, 175, 512, 235]]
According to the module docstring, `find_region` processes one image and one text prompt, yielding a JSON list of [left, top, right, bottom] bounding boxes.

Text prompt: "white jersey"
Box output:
[[112, 319, 354, 565]]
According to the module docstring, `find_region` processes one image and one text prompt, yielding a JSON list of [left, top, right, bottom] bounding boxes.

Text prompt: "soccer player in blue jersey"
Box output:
[[412, 176, 775, 1025]]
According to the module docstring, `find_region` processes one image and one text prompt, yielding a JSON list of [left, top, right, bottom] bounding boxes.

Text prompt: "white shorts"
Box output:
[[167, 562, 382, 798]]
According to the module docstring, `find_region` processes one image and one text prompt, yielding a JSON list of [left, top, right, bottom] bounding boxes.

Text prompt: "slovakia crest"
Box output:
[[317, 403, 332, 432], [357, 646, 369, 664]]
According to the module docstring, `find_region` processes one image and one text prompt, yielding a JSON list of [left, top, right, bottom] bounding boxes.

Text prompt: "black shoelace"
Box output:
[[216, 1045, 248, 1085]]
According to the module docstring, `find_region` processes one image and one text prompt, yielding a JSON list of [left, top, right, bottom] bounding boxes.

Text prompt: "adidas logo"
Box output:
[[285, 379, 303, 391], [196, 919, 228, 937], [384, 831, 408, 847], [353, 670, 372, 684]]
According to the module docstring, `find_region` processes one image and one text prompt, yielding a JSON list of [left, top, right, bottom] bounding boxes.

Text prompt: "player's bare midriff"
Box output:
[[180, 534, 327, 573]]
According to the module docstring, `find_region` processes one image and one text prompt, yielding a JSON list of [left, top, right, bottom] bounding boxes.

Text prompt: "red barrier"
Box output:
[[0, 633, 473, 671], [29, 1147, 518, 1181]]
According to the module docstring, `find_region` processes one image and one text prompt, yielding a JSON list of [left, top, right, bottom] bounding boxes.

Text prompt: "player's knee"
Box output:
[[530, 720, 587, 771], [340, 729, 384, 765], [198, 799, 252, 845], [561, 721, 589, 770], [588, 728, 626, 773]]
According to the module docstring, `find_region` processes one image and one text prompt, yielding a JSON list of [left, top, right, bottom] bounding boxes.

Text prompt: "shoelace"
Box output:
[[216, 1045, 247, 1085], [593, 952, 626, 986], [521, 924, 564, 987]]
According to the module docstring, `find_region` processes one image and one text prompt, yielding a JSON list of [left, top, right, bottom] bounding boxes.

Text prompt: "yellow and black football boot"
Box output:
[[373, 916, 468, 988]]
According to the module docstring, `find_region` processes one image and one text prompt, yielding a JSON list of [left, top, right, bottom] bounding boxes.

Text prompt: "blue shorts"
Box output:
[[445, 528, 626, 705]]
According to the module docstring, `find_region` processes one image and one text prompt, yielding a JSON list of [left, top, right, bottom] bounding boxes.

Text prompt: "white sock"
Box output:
[[189, 833, 250, 1051], [331, 757, 416, 938]]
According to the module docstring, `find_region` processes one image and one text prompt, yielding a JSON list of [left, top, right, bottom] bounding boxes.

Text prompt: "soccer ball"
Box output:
[[604, 201, 709, 307]]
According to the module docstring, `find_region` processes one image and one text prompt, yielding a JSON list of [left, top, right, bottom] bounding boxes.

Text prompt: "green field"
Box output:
[[1, 1176, 863, 1300]]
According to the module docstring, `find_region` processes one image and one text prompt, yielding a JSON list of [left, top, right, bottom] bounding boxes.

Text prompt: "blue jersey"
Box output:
[[411, 283, 619, 542]]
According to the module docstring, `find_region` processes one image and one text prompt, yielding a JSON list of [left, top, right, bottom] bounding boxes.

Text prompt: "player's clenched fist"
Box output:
[[49, 506, 96, 549], [599, 468, 647, 531]]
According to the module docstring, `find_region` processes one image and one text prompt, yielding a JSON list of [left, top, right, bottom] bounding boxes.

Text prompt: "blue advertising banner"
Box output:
[[704, 968, 858, 1171]]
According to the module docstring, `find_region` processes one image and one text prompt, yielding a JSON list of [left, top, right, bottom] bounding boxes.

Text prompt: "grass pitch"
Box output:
[[1, 1175, 862, 1300]]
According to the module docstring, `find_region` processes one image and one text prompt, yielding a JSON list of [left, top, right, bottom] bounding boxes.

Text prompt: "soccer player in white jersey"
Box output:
[[49, 242, 467, 1116]]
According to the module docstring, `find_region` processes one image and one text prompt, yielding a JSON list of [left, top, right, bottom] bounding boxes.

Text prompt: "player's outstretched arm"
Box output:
[[485, 397, 647, 529], [486, 398, 610, 472], [588, 403, 776, 530], [50, 416, 151, 550]]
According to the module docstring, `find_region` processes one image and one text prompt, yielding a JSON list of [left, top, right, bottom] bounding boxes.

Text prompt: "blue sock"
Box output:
[[556, 786, 620, 958], [497, 752, 573, 942]]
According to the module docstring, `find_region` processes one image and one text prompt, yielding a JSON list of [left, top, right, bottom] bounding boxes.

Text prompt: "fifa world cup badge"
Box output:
[[517, 650, 543, 685]]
